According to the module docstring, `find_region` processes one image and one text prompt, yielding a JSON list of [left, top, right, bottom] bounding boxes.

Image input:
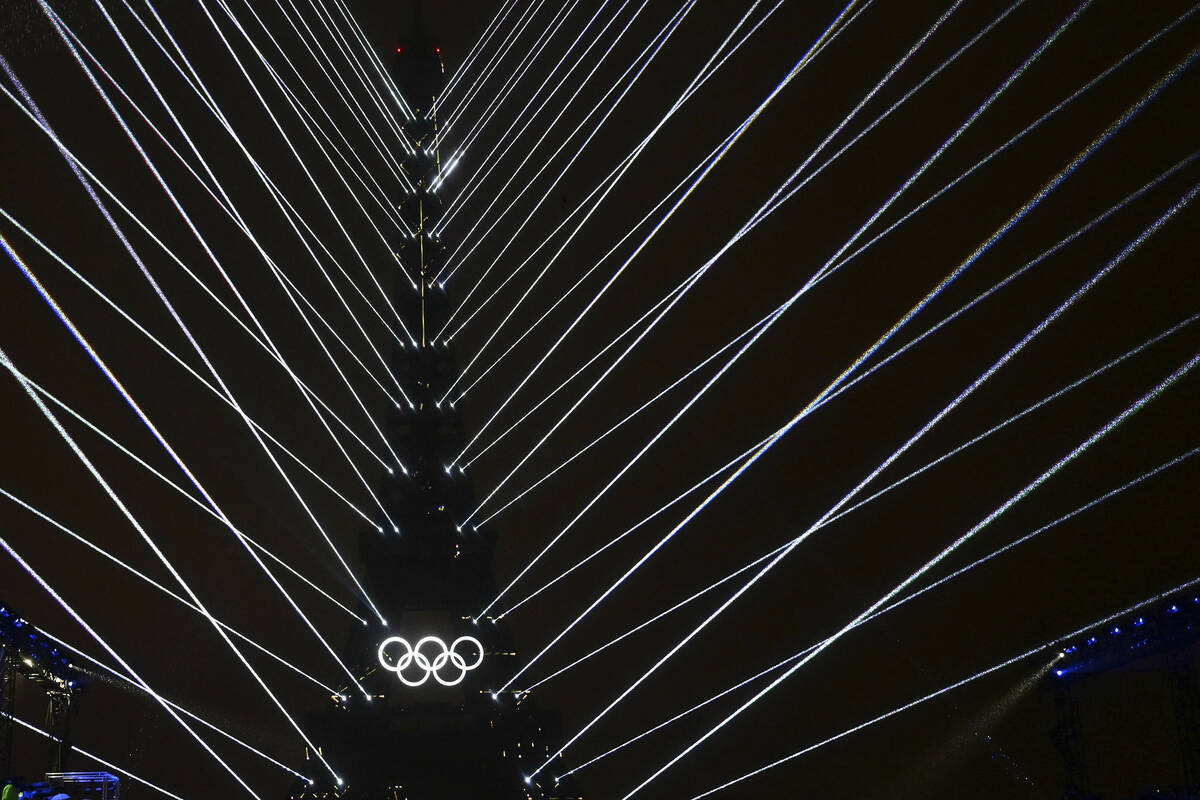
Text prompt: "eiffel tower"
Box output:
[[289, 6, 584, 800]]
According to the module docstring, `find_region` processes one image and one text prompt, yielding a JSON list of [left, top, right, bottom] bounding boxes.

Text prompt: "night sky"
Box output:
[[1, 0, 1199, 797]]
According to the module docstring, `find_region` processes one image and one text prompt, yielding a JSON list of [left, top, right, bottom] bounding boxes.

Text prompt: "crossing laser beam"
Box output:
[[436, 0, 520, 105], [84, 0, 415, 439], [524, 59, 1188, 773], [2, 44, 392, 619], [0, 206, 380, 529], [433, 0, 693, 296], [5, 713, 192, 799], [452, 0, 1064, 451], [441, 0, 585, 145], [0, 61, 400, 473], [0, 458, 269, 797], [0, 484, 337, 694], [560, 444, 1198, 779], [635, 348, 1200, 798], [532, 318, 1199, 699], [444, 0, 550, 132], [444, 0, 832, 453], [55, 17, 412, 407], [596, 175, 1200, 792], [41, 628, 314, 782], [186, 0, 418, 348], [0, 343, 344, 784], [2, 211, 384, 678], [472, 0, 950, 606], [22, 370, 366, 625], [438, 0, 632, 230], [685, 570, 1200, 798]]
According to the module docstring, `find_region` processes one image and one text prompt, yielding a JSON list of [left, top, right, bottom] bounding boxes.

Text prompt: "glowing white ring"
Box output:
[[377, 635, 484, 687]]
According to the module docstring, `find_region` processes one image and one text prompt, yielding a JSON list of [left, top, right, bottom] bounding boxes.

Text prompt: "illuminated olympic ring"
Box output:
[[376, 635, 485, 687]]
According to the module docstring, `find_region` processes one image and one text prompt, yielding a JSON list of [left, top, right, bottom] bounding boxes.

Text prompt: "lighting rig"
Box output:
[[1053, 592, 1200, 679], [0, 601, 85, 778], [1048, 590, 1200, 796]]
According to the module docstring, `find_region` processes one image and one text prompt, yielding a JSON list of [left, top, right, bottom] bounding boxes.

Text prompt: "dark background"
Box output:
[[1, 0, 1199, 797]]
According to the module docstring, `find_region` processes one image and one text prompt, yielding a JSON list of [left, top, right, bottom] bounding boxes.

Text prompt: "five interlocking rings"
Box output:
[[376, 635, 485, 687]]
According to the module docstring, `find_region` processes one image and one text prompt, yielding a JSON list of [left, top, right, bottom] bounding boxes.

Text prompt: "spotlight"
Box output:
[[1054, 669, 1064, 677]]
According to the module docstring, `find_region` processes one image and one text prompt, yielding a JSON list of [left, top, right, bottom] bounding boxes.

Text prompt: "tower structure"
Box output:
[[291, 9, 583, 800]]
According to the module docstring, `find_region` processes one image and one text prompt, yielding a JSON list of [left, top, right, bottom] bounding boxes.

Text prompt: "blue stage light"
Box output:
[[1111, 626, 1121, 635], [1055, 669, 1064, 677], [1134, 617, 1145, 627], [1169, 605, 1179, 613]]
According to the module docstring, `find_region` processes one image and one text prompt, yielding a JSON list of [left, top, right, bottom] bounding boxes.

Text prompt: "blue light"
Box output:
[[1065, 645, 1078, 654], [1169, 605, 1179, 613], [1111, 626, 1121, 635], [1055, 669, 1064, 677], [1134, 617, 1145, 627], [1087, 636, 1097, 645]]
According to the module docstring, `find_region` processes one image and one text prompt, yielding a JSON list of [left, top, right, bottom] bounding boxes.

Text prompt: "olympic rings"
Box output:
[[376, 635, 485, 687]]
